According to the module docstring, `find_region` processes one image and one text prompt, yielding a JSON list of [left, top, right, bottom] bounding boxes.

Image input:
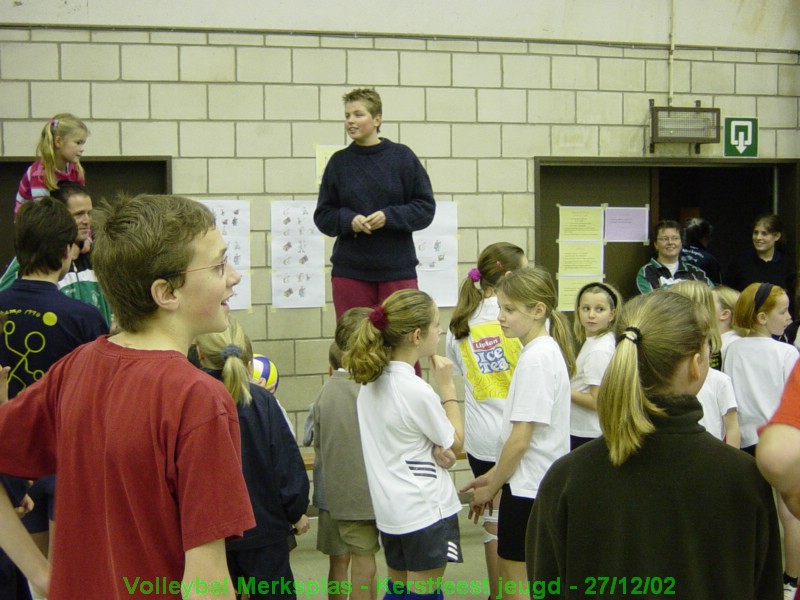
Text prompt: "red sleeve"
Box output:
[[175, 390, 255, 552], [768, 362, 800, 429], [0, 372, 59, 479]]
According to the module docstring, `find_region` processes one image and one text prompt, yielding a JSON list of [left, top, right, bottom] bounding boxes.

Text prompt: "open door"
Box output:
[[536, 158, 800, 306]]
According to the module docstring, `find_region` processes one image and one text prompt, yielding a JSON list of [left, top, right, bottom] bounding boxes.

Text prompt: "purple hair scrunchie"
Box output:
[[468, 268, 481, 282]]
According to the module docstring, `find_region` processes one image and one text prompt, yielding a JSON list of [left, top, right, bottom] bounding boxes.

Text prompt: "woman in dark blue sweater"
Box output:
[[314, 88, 436, 319]]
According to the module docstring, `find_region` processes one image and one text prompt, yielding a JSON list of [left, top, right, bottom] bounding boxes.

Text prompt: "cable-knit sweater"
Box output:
[[314, 138, 436, 282]]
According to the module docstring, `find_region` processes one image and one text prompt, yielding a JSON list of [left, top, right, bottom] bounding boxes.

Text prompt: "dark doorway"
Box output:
[[657, 166, 774, 276], [535, 158, 799, 305], [0, 157, 171, 270]]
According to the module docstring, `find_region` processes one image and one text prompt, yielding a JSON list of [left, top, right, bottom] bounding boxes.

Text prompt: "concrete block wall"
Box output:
[[1, 29, 798, 481]]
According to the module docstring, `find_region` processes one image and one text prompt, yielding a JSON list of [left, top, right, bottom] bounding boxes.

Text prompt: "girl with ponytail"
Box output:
[[527, 290, 781, 599], [722, 282, 799, 594], [445, 242, 526, 600], [345, 288, 464, 600], [15, 113, 88, 217], [195, 317, 310, 599], [461, 265, 574, 600]]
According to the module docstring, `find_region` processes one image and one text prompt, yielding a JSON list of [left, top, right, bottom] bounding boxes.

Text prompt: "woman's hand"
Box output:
[[351, 214, 372, 234], [364, 210, 386, 231]]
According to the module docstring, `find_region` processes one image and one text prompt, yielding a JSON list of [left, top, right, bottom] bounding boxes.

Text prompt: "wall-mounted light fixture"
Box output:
[[649, 99, 720, 154]]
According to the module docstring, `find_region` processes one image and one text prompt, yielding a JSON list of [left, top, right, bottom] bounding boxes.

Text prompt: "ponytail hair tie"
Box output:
[[219, 344, 243, 360], [50, 118, 59, 130], [618, 326, 642, 346], [368, 305, 389, 332], [468, 268, 481, 283]]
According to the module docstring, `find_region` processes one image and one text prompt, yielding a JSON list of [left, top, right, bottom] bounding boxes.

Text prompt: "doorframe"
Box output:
[[534, 156, 799, 265]]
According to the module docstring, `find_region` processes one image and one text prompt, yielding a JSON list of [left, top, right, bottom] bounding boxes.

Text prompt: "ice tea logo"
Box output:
[[472, 335, 509, 374]]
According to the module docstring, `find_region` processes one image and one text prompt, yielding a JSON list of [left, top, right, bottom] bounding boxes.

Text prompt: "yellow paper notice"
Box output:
[[558, 241, 604, 275], [559, 206, 604, 241]]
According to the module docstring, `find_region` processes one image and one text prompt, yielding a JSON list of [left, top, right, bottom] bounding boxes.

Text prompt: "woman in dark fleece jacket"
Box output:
[[526, 290, 782, 600], [195, 318, 309, 600], [314, 87, 435, 319]]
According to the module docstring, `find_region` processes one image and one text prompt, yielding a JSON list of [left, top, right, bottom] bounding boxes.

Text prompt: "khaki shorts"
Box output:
[[316, 509, 348, 556], [338, 519, 380, 556]]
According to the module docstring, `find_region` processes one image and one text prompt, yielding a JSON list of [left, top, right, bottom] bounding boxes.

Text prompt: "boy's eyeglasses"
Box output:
[[162, 255, 228, 280], [656, 236, 681, 242]]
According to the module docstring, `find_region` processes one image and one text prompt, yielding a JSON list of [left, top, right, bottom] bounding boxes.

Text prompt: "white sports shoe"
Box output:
[[784, 582, 797, 600]]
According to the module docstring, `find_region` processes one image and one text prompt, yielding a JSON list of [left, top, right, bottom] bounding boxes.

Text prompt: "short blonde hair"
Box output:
[[713, 285, 740, 313], [714, 285, 747, 336], [342, 88, 382, 117], [335, 307, 371, 351]]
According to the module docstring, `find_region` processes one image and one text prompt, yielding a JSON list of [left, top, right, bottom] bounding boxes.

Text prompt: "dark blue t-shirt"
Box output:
[[0, 279, 108, 398]]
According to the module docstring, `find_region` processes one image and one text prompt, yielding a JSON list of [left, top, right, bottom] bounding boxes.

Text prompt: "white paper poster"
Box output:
[[270, 200, 326, 308], [198, 199, 251, 311], [414, 201, 458, 307], [605, 206, 650, 242]]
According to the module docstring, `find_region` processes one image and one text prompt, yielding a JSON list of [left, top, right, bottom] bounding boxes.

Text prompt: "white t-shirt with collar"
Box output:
[[696, 368, 738, 440], [722, 337, 799, 447], [570, 331, 615, 438], [357, 361, 462, 535], [498, 336, 570, 499]]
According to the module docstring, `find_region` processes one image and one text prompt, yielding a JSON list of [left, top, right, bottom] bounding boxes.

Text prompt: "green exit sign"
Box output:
[[724, 118, 758, 157]]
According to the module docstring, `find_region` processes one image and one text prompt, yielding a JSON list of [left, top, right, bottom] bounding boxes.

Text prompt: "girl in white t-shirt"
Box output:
[[346, 289, 464, 600], [672, 281, 740, 447], [569, 282, 622, 450], [713, 284, 743, 361], [461, 266, 575, 600], [723, 281, 799, 594], [445, 242, 526, 600]]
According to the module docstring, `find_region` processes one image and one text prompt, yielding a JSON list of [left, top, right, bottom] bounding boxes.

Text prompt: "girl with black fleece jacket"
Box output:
[[526, 290, 782, 599]]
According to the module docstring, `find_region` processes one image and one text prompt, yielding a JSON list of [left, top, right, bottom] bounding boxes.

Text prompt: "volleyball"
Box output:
[[252, 354, 279, 390]]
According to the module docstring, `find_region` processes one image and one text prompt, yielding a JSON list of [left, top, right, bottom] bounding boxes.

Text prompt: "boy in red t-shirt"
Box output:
[[0, 195, 255, 600]]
